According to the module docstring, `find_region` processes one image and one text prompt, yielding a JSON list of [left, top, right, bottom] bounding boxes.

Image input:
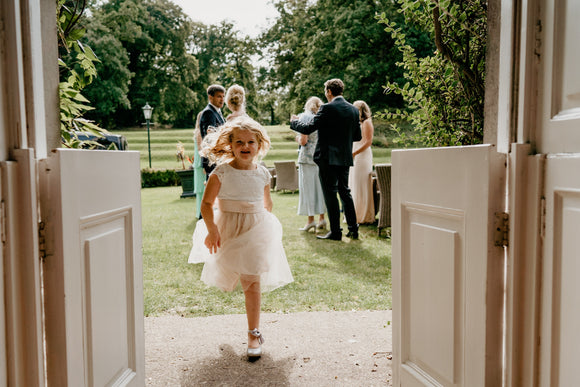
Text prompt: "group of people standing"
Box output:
[[187, 78, 374, 361], [291, 78, 375, 241]]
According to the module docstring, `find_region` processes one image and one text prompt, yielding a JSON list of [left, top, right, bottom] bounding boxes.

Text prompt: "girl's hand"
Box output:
[[204, 226, 221, 254]]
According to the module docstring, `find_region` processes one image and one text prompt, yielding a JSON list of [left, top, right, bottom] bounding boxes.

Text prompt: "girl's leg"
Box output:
[[307, 215, 314, 225], [241, 275, 261, 348]]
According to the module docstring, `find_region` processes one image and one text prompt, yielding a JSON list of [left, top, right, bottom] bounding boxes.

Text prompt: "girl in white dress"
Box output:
[[188, 116, 293, 359], [349, 100, 375, 224]]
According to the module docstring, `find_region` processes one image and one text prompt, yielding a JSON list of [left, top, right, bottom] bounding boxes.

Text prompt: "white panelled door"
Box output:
[[40, 149, 144, 386], [534, 0, 580, 385], [392, 145, 505, 386], [538, 156, 580, 387]]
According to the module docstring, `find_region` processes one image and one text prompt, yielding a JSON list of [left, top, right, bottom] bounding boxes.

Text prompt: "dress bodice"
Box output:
[[212, 163, 271, 202]]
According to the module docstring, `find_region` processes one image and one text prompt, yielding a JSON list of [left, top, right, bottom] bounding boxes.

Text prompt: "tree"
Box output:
[[86, 0, 199, 127], [260, 0, 430, 120], [82, 14, 133, 128], [190, 21, 258, 119], [379, 0, 487, 146]]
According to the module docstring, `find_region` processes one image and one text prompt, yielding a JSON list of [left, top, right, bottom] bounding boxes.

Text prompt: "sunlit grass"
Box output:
[[116, 125, 392, 170], [141, 186, 392, 317]]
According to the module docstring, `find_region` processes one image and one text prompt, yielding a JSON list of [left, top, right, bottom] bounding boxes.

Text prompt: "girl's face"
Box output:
[[231, 128, 260, 163]]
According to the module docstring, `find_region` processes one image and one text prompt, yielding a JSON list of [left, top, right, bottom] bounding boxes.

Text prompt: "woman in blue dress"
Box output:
[[294, 97, 326, 231]]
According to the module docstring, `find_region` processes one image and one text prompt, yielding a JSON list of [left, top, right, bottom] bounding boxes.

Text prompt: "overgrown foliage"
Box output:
[[58, 0, 110, 148], [378, 0, 487, 146]]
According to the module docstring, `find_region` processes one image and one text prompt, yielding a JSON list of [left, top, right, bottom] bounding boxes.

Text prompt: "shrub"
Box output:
[[141, 169, 180, 188], [372, 118, 422, 148], [378, 0, 487, 147]]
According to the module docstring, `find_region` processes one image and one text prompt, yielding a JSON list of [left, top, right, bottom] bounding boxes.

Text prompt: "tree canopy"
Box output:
[[61, 0, 486, 148], [259, 0, 433, 120]]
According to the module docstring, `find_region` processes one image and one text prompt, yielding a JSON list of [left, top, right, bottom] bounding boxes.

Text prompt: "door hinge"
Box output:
[[540, 196, 546, 240], [38, 221, 46, 261], [534, 18, 542, 58], [1, 200, 6, 246], [494, 212, 509, 247]]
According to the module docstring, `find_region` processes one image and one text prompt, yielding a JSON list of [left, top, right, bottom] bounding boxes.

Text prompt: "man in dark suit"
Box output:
[[199, 84, 226, 176], [290, 79, 362, 240]]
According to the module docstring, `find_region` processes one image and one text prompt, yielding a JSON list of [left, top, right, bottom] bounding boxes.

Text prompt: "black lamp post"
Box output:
[[142, 103, 153, 168]]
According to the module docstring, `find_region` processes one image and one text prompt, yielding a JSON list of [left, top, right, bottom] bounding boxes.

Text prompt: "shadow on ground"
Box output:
[[181, 344, 294, 386]]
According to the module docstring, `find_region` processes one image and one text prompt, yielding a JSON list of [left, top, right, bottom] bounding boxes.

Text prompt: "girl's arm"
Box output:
[[201, 174, 221, 253], [263, 185, 273, 212], [352, 119, 374, 157]]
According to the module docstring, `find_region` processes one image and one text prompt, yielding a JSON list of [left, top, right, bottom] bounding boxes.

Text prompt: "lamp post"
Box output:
[[142, 102, 153, 168]]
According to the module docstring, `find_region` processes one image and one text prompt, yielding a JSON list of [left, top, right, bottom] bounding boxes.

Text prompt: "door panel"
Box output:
[[538, 155, 580, 387], [0, 149, 44, 386], [506, 145, 544, 386], [537, 0, 580, 152], [40, 149, 144, 386], [392, 145, 505, 387], [0, 166, 8, 386]]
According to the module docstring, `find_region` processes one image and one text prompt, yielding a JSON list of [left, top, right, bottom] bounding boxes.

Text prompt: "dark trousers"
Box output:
[[317, 163, 358, 235], [202, 157, 214, 180]]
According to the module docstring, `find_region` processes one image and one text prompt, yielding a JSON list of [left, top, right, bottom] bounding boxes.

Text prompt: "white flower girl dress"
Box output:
[[188, 163, 293, 292]]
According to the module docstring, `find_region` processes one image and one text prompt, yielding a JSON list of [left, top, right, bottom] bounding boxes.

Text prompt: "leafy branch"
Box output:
[[378, 0, 486, 147], [57, 0, 110, 148]]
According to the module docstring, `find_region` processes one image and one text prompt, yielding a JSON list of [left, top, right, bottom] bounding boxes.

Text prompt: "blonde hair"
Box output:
[[353, 100, 372, 122], [200, 116, 270, 165], [304, 96, 323, 114], [225, 84, 246, 113]]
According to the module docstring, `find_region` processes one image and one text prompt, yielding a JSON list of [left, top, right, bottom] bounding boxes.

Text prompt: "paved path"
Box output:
[[146, 310, 393, 386]]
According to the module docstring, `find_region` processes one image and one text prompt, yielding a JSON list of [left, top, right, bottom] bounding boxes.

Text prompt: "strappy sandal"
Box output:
[[247, 328, 264, 358]]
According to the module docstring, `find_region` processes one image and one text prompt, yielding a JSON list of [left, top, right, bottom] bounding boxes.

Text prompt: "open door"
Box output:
[[391, 145, 505, 386], [532, 0, 580, 385], [0, 149, 44, 386], [40, 149, 145, 386]]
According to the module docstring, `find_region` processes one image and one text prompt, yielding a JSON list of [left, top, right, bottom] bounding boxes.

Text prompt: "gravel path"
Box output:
[[146, 310, 393, 386]]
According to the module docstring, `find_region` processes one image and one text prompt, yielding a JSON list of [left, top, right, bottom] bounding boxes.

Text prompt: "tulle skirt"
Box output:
[[188, 199, 294, 292]]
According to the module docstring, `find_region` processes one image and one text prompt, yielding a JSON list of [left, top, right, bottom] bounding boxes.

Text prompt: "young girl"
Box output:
[[188, 116, 293, 359]]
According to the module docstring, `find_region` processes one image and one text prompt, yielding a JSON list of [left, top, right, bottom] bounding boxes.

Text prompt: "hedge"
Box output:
[[141, 168, 181, 188]]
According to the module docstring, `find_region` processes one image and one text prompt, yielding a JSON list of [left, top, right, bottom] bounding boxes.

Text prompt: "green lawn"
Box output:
[[142, 186, 392, 317], [115, 125, 393, 170]]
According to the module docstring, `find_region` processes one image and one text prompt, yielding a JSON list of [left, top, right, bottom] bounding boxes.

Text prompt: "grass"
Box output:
[[115, 124, 393, 170], [142, 186, 392, 317]]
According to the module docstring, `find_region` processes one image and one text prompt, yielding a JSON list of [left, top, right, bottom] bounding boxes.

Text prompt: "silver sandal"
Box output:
[[247, 329, 264, 358]]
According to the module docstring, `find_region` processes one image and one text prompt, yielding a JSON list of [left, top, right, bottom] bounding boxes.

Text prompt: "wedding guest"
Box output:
[[193, 112, 205, 219], [349, 100, 375, 224], [225, 84, 248, 121], [294, 97, 326, 231], [199, 84, 226, 176]]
